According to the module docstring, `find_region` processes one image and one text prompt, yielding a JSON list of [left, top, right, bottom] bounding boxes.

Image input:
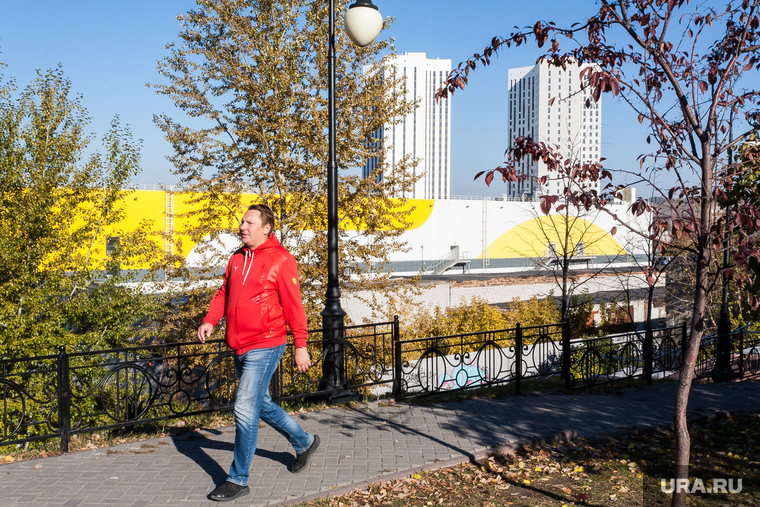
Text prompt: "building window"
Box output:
[[106, 236, 120, 255], [106, 236, 121, 275]]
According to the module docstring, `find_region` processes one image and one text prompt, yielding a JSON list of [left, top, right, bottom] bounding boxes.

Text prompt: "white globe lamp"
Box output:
[[344, 0, 383, 47]]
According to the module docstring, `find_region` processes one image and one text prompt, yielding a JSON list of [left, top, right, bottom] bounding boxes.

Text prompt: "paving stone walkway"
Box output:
[[1, 381, 759, 506]]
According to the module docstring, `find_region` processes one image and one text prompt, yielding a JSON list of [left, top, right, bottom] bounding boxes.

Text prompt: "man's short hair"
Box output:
[[247, 204, 275, 235]]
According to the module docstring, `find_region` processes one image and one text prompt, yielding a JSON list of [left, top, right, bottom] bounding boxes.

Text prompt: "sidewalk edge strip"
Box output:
[[272, 410, 740, 507]]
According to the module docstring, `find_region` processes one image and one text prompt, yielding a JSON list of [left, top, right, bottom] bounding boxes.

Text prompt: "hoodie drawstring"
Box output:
[[241, 250, 253, 285]]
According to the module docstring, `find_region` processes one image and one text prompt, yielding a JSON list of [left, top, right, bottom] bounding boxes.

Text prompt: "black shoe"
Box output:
[[291, 434, 320, 473], [209, 481, 250, 502]]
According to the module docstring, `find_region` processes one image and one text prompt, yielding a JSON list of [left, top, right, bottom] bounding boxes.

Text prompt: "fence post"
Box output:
[[515, 323, 522, 395], [57, 346, 71, 454], [644, 327, 653, 385], [562, 320, 571, 390], [681, 321, 688, 367], [739, 327, 745, 378], [271, 363, 281, 404], [393, 316, 402, 402]]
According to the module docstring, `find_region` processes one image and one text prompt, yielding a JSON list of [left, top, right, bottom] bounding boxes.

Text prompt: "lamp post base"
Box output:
[[305, 389, 362, 405], [712, 315, 737, 383], [329, 390, 363, 404], [320, 300, 359, 404], [710, 369, 739, 383]]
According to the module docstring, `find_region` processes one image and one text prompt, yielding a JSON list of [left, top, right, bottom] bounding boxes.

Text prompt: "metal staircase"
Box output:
[[426, 246, 471, 275]]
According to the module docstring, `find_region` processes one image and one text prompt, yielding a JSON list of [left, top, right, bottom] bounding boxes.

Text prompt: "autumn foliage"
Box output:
[[435, 1, 759, 505]]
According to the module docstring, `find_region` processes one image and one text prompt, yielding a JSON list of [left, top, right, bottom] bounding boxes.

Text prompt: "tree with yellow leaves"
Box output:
[[151, 0, 421, 331]]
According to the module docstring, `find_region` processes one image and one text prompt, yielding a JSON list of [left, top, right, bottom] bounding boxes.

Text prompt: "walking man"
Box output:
[[197, 204, 320, 502]]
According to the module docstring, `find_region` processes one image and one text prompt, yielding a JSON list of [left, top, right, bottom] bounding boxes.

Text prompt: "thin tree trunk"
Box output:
[[672, 154, 713, 507], [672, 278, 707, 507]]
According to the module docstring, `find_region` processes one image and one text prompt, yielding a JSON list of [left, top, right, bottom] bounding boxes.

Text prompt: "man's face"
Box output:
[[239, 210, 271, 249]]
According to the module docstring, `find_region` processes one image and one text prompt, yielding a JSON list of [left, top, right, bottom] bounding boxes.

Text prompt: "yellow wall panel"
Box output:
[[478, 215, 625, 259]]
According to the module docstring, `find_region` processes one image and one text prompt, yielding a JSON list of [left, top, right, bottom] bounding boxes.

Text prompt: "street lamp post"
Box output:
[[713, 118, 735, 382], [321, 0, 382, 401]]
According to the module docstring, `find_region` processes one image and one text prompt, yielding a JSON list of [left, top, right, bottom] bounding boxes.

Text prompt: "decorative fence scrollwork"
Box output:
[[742, 330, 760, 377], [2, 317, 756, 453], [395, 323, 565, 398], [618, 342, 643, 377], [394, 321, 756, 398], [1, 341, 237, 453], [271, 319, 398, 401]]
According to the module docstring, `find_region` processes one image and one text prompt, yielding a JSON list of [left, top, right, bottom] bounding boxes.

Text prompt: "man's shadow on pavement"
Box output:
[[171, 429, 293, 486]]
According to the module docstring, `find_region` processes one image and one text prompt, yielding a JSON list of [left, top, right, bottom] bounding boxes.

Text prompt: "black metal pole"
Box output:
[[713, 119, 734, 382], [57, 346, 71, 454], [393, 316, 402, 401], [562, 320, 571, 390], [713, 218, 733, 381], [644, 327, 653, 385], [320, 0, 352, 401], [515, 323, 522, 394]]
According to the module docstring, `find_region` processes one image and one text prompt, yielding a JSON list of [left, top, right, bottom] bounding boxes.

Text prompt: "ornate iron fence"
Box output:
[[742, 330, 760, 377], [691, 326, 751, 380], [567, 325, 686, 387], [3, 318, 756, 453], [393, 321, 757, 398], [394, 322, 568, 398], [395, 327, 516, 397], [0, 320, 400, 454], [651, 324, 686, 375], [272, 319, 398, 401], [0, 340, 235, 454]]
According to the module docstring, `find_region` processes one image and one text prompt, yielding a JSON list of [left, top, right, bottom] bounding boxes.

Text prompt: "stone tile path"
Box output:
[[2, 381, 758, 506]]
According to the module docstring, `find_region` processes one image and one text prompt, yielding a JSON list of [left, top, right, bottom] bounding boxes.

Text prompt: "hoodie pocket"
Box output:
[[265, 301, 286, 335], [231, 292, 266, 347]]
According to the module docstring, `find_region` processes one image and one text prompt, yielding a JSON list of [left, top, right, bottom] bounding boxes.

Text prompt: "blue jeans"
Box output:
[[227, 344, 314, 486]]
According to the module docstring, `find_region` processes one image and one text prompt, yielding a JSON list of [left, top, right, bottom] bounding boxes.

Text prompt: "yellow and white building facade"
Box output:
[[113, 188, 641, 276]]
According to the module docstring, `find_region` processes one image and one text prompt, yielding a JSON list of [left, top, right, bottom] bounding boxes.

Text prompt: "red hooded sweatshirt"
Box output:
[[202, 234, 308, 355]]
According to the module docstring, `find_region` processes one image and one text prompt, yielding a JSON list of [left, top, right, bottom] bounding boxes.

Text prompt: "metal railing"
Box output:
[[743, 330, 760, 376], [2, 319, 756, 453], [393, 322, 758, 400], [0, 320, 399, 454], [425, 246, 471, 275], [0, 340, 235, 454], [272, 319, 398, 401], [568, 325, 683, 386]]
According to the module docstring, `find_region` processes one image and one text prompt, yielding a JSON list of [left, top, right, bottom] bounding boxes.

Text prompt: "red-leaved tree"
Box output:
[[437, 1, 760, 505]]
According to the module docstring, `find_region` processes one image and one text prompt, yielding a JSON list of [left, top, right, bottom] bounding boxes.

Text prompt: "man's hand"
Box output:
[[295, 347, 311, 373], [197, 322, 214, 343]]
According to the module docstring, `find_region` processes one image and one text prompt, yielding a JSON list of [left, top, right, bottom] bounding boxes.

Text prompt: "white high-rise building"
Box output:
[[506, 62, 603, 198], [363, 52, 452, 200]]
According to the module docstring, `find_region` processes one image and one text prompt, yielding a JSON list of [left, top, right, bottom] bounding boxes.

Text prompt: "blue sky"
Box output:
[[1, 0, 655, 197]]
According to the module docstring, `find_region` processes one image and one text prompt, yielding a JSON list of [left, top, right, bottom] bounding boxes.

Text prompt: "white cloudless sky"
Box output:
[[1, 0, 665, 197]]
